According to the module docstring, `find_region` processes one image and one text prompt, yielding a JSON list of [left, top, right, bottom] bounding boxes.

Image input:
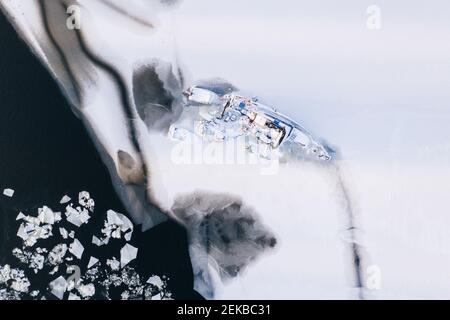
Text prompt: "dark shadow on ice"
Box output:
[[171, 192, 277, 299]]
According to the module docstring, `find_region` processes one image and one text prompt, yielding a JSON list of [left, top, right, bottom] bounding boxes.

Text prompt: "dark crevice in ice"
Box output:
[[332, 162, 366, 299]]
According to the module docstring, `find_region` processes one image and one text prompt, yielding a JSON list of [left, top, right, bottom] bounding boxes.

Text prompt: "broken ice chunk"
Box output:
[[49, 266, 59, 275], [12, 248, 29, 264], [147, 275, 164, 290], [107, 210, 133, 232], [29, 253, 45, 274], [49, 276, 68, 300], [0, 266, 31, 294], [17, 215, 53, 247], [151, 293, 162, 300], [106, 258, 120, 271], [78, 209, 90, 224], [92, 235, 103, 246], [3, 188, 14, 197], [0, 265, 11, 284], [16, 212, 26, 221], [65, 205, 91, 227], [48, 244, 68, 265], [68, 292, 81, 300], [17, 224, 28, 241], [101, 210, 134, 243], [77, 283, 95, 298], [69, 239, 84, 260], [38, 206, 60, 225], [10, 272, 30, 293], [30, 290, 40, 298], [120, 244, 138, 268], [60, 195, 71, 204], [111, 228, 121, 239], [59, 227, 68, 239], [79, 191, 95, 212], [87, 257, 99, 269]]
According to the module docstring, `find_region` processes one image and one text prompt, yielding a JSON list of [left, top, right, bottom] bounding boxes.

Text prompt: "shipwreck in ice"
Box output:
[[169, 85, 332, 161]]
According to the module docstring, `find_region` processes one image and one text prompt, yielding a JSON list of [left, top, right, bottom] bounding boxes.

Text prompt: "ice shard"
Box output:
[[173, 86, 332, 161]]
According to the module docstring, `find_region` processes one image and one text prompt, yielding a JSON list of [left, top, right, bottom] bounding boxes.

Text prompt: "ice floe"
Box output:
[[69, 239, 84, 260], [59, 195, 71, 204], [120, 244, 138, 268], [49, 276, 68, 300], [3, 188, 14, 197], [88, 257, 99, 269]]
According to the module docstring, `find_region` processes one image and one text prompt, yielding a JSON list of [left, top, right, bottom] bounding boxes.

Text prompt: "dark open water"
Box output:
[[0, 12, 200, 299]]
